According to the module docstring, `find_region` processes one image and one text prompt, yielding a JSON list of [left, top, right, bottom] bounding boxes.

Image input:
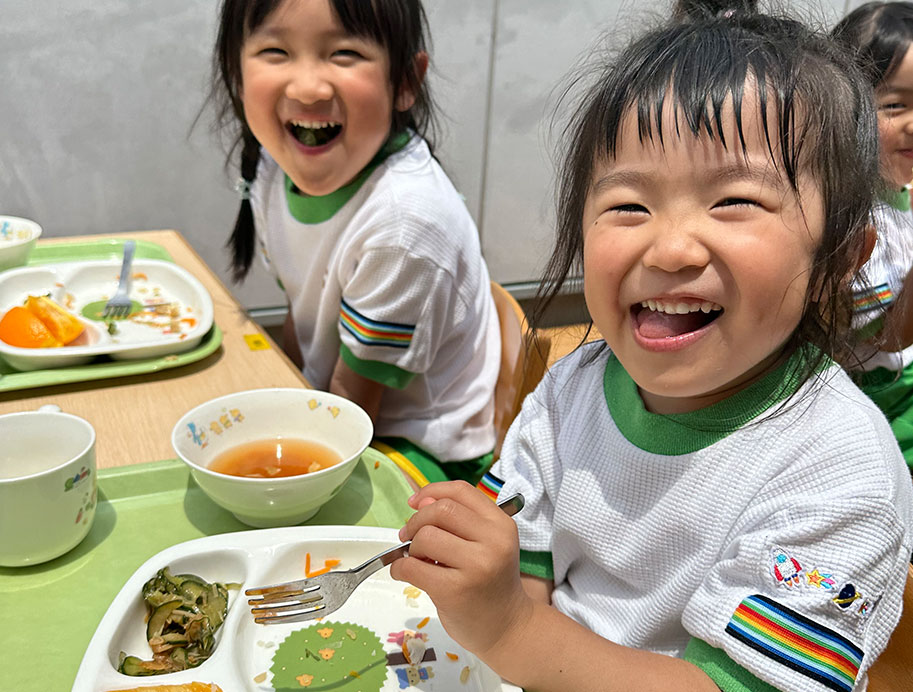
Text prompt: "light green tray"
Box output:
[[0, 447, 414, 691], [0, 239, 223, 392]]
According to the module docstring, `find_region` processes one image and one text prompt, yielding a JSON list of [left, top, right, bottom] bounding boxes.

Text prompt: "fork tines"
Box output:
[[246, 581, 326, 624]]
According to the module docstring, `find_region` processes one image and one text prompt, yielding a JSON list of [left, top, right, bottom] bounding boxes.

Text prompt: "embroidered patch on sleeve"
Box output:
[[725, 594, 863, 692], [477, 471, 504, 501], [339, 299, 414, 349], [853, 283, 894, 313]]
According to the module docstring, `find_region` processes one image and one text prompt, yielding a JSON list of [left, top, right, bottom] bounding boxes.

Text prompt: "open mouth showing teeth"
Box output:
[[289, 120, 342, 147], [632, 299, 723, 339]]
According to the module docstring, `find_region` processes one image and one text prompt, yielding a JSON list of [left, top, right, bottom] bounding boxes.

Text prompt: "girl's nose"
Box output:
[[285, 67, 334, 104], [902, 113, 913, 135], [642, 222, 712, 273]]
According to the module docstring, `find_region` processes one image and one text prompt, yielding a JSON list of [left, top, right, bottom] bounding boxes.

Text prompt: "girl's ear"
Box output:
[[395, 51, 429, 112]]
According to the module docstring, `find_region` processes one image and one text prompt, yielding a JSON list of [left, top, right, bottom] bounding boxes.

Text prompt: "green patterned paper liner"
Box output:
[[270, 622, 389, 691]]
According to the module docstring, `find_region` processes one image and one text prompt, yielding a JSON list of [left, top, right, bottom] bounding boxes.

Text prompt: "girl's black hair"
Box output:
[[832, 2, 913, 87], [532, 2, 881, 388], [210, 0, 438, 282]]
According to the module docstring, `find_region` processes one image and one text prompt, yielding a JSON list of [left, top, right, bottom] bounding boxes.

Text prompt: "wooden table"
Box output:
[[0, 230, 308, 469]]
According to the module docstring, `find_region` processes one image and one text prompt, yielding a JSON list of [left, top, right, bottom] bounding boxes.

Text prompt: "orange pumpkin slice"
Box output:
[[24, 295, 84, 344], [0, 306, 61, 348]]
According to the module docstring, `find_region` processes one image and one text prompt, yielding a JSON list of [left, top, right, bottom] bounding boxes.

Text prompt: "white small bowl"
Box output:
[[0, 216, 42, 272], [172, 388, 373, 528]]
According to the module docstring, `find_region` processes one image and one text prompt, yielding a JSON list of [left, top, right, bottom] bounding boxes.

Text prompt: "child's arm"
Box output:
[[875, 269, 913, 350], [521, 573, 553, 604], [390, 482, 720, 692], [282, 308, 304, 370], [328, 355, 383, 423]]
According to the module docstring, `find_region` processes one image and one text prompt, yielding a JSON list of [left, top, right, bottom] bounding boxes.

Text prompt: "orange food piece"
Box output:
[[24, 295, 84, 344], [0, 306, 61, 348], [304, 553, 341, 577], [417, 616, 430, 629]]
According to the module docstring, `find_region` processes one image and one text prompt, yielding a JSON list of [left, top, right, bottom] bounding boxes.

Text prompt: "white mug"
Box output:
[[0, 406, 97, 566]]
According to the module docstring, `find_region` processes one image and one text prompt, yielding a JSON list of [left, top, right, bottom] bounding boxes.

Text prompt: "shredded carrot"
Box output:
[[417, 616, 430, 629], [305, 555, 341, 577], [132, 272, 148, 280], [374, 460, 380, 469], [180, 317, 197, 327], [446, 652, 459, 661]]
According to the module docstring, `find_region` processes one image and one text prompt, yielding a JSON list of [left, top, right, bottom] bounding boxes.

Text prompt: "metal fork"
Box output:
[[102, 240, 136, 319], [246, 493, 525, 625]]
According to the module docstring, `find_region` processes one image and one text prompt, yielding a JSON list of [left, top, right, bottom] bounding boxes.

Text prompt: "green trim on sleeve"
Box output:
[[374, 437, 492, 485], [518, 550, 554, 580], [683, 638, 778, 692], [855, 315, 884, 341], [339, 343, 416, 389]]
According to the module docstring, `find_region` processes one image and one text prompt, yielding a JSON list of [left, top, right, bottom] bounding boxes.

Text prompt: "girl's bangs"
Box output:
[[594, 25, 810, 187], [329, 0, 390, 46]]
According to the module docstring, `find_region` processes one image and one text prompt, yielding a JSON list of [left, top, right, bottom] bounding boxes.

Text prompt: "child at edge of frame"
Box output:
[[389, 2, 913, 691], [833, 2, 913, 475], [207, 0, 500, 486]]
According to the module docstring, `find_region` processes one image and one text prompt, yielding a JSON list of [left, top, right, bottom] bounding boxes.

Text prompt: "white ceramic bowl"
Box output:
[[172, 388, 373, 528], [0, 216, 42, 272]]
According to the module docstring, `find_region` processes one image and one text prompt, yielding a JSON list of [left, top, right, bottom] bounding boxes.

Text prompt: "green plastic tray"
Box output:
[[0, 447, 414, 691], [0, 239, 223, 392]]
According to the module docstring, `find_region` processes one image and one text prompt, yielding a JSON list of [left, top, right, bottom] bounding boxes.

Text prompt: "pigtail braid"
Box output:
[[227, 129, 261, 283]]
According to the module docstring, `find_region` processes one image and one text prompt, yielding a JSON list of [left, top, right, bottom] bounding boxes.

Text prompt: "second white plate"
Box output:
[[0, 259, 214, 371]]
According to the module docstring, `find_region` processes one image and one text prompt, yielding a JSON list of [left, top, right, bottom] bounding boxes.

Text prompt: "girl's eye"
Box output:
[[715, 197, 758, 208], [610, 203, 648, 214], [880, 102, 906, 112], [257, 47, 287, 57], [333, 49, 364, 59]]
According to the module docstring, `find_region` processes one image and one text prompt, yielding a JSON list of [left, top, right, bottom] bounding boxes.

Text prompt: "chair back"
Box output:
[[867, 563, 913, 690], [489, 282, 550, 459]]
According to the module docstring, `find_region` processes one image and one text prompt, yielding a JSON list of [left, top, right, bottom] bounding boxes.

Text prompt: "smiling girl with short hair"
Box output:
[[391, 4, 913, 690]]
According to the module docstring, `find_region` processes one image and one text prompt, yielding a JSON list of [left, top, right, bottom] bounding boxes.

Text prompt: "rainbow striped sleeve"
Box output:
[[339, 299, 415, 349], [725, 594, 863, 692], [853, 283, 894, 314], [477, 471, 504, 501]]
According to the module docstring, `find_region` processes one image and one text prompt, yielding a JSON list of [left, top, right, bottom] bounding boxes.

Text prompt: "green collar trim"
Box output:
[[881, 186, 911, 212], [604, 347, 825, 455], [285, 130, 412, 224]]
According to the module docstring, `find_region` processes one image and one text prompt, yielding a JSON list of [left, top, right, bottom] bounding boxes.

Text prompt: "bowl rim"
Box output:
[[0, 215, 42, 246], [171, 387, 373, 484]]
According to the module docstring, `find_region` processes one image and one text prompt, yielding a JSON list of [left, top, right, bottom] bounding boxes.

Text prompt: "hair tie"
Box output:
[[718, 8, 737, 18], [235, 178, 252, 201]]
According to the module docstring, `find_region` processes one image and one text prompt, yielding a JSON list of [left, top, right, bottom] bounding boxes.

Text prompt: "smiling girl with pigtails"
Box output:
[[209, 0, 500, 485], [389, 2, 913, 690]]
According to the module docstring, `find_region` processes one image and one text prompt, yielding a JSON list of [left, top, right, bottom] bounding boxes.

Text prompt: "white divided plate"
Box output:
[[0, 259, 214, 371], [74, 526, 522, 692]]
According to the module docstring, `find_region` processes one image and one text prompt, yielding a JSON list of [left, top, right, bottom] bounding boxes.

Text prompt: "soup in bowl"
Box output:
[[171, 388, 373, 527]]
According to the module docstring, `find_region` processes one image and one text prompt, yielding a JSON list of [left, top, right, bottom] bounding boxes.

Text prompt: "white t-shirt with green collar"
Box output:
[[489, 343, 913, 692], [851, 187, 913, 372], [250, 134, 500, 462]]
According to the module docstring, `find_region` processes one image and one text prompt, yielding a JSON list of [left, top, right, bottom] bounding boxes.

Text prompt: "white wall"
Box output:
[[0, 0, 856, 312]]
